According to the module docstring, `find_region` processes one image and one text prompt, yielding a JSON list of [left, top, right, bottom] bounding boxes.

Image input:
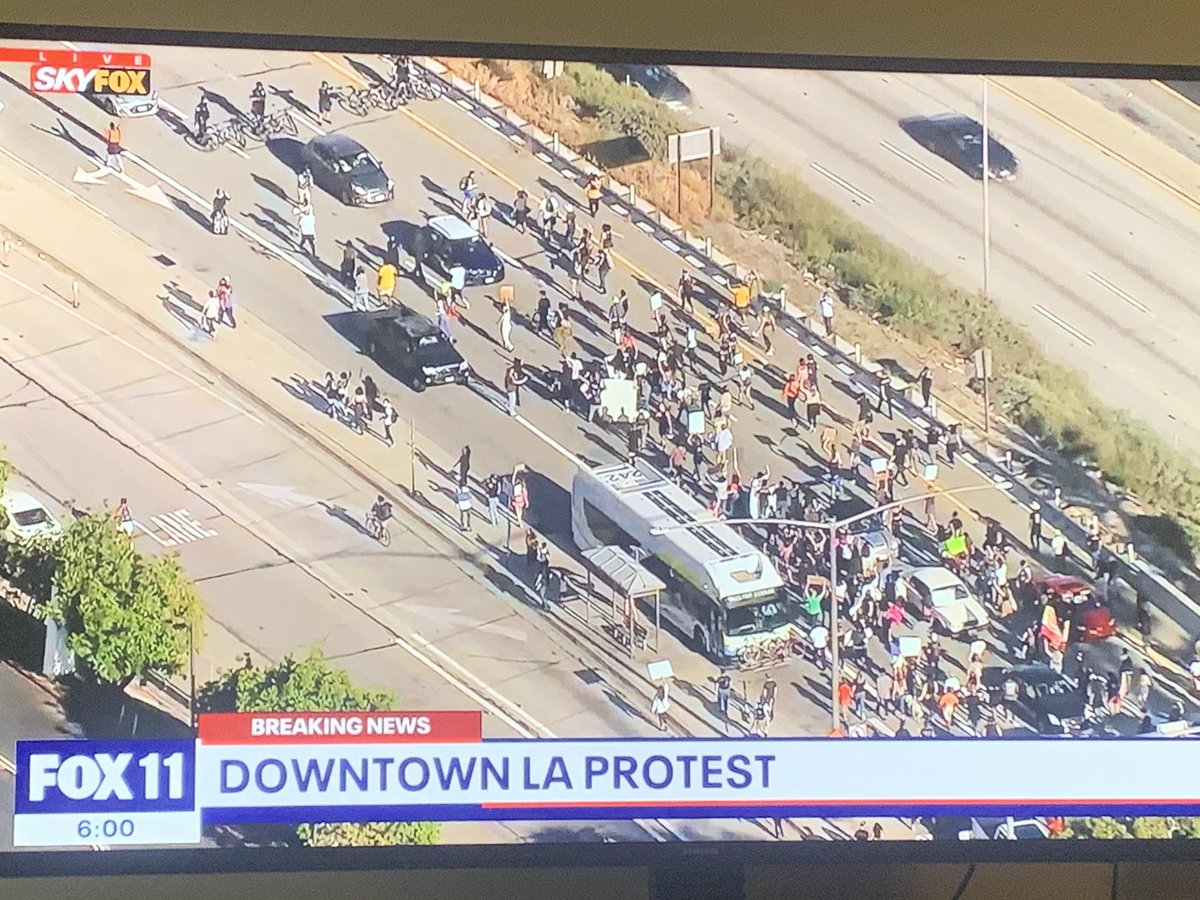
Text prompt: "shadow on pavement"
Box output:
[[59, 678, 192, 740]]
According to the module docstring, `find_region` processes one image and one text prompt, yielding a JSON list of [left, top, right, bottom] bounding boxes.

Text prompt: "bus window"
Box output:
[[581, 498, 627, 547], [725, 596, 792, 637]]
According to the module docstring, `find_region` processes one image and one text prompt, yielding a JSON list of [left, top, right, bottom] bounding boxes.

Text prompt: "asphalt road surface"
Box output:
[[674, 65, 1200, 456], [0, 41, 1194, 845]]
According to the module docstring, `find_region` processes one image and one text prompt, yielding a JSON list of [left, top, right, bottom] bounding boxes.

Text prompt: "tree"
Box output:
[[1056, 816, 1200, 840], [41, 512, 203, 687], [195, 648, 394, 714], [195, 650, 438, 847], [295, 821, 440, 847]]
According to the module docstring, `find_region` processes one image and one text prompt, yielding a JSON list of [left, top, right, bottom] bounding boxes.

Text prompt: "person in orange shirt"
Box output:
[[938, 689, 960, 727], [781, 371, 803, 425], [837, 680, 855, 717], [585, 174, 603, 216], [104, 121, 124, 173]]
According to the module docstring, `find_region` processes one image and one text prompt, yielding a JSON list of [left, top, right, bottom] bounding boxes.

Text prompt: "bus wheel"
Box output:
[[692, 626, 708, 655]]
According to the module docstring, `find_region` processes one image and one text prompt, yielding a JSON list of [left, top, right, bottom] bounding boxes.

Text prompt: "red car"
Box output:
[[1038, 575, 1116, 644]]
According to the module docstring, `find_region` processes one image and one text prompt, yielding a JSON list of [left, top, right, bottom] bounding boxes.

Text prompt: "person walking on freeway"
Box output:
[[317, 81, 334, 124], [104, 122, 124, 173], [512, 189, 530, 233], [194, 96, 210, 138], [497, 297, 515, 351], [919, 365, 934, 410], [115, 497, 135, 536], [651, 682, 671, 732], [296, 205, 317, 255], [376, 259, 398, 305], [201, 290, 219, 337], [1029, 503, 1044, 554], [678, 270, 696, 314], [585, 174, 603, 216], [504, 358, 529, 416], [379, 396, 398, 447], [819, 288, 835, 337], [216, 277, 236, 329]]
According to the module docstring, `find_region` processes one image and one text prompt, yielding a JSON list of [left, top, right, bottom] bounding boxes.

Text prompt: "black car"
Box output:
[[599, 64, 692, 108], [901, 113, 1018, 181], [981, 663, 1086, 735], [364, 310, 470, 391], [421, 215, 505, 286], [301, 134, 394, 206]]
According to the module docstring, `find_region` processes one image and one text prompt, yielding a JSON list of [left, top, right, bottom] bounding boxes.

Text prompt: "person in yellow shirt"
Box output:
[[376, 261, 398, 304]]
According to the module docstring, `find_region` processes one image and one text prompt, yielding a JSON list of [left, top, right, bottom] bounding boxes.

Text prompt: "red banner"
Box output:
[[0, 47, 151, 67], [198, 711, 483, 745]]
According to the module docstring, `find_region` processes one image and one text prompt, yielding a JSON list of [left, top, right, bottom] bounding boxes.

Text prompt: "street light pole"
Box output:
[[652, 481, 1012, 731], [981, 76, 993, 450]]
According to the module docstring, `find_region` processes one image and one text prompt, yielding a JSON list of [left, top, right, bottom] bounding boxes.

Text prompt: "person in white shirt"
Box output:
[[819, 289, 835, 337]]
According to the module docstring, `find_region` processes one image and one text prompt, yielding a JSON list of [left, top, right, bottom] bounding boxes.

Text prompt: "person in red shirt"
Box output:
[[837, 679, 854, 715]]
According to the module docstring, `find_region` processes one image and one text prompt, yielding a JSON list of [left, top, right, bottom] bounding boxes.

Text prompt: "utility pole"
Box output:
[[981, 76, 993, 450]]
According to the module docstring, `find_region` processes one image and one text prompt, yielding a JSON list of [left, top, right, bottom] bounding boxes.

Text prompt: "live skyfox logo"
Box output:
[[30, 63, 151, 95]]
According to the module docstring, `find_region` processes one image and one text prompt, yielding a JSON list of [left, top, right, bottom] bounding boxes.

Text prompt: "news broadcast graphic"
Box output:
[[15, 713, 1200, 846], [0, 29, 1198, 857]]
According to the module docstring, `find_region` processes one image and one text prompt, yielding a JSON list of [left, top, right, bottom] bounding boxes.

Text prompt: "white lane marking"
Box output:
[[810, 162, 875, 205], [661, 240, 679, 252], [293, 114, 327, 136], [507, 133, 524, 146], [536, 152, 554, 164], [880, 140, 948, 183], [1033, 304, 1096, 345], [836, 362, 855, 375], [0, 269, 265, 424], [1088, 271, 1150, 313], [236, 481, 324, 507], [0, 752, 14, 774], [412, 633, 555, 736], [556, 167, 574, 178], [635, 221, 654, 233], [515, 414, 583, 465], [455, 98, 473, 111], [392, 634, 537, 737], [115, 148, 343, 298]]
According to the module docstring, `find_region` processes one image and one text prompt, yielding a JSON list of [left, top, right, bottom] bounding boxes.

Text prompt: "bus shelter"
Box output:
[[579, 545, 665, 656]]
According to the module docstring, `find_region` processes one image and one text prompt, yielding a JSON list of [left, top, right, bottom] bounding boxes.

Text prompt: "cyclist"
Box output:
[[211, 189, 230, 235], [367, 494, 392, 540], [194, 96, 210, 138], [249, 81, 267, 130]]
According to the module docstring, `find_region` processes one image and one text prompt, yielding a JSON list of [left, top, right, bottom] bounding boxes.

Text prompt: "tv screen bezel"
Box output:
[[0, 18, 1198, 877]]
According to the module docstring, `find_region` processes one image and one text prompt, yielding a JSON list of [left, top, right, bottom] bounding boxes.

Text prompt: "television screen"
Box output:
[[0, 27, 1199, 872]]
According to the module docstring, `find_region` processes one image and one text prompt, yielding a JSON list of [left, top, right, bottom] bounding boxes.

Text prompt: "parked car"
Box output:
[[1, 490, 64, 543], [88, 90, 160, 118], [301, 133, 394, 206], [850, 525, 899, 574], [598, 64, 693, 109], [899, 565, 990, 635], [363, 310, 470, 391], [981, 663, 1086, 734], [420, 215, 505, 286], [902, 112, 1018, 181]]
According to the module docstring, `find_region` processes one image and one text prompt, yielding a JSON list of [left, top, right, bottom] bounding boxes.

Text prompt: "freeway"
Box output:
[[673, 65, 1200, 456], [0, 40, 1193, 843]]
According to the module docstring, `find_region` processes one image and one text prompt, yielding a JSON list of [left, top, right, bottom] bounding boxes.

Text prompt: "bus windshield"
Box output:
[[725, 595, 792, 637]]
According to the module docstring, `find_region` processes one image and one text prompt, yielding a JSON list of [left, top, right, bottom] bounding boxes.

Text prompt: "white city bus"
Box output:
[[570, 461, 796, 662]]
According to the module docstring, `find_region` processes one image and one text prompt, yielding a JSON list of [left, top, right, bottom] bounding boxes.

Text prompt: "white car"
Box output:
[[900, 566, 990, 636], [89, 91, 160, 118], [1, 490, 64, 542]]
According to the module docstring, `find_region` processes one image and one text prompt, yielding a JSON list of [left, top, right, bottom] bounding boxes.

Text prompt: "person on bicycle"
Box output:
[[369, 494, 392, 537], [317, 81, 334, 124], [211, 188, 230, 235], [194, 96, 210, 138], [249, 81, 267, 129]]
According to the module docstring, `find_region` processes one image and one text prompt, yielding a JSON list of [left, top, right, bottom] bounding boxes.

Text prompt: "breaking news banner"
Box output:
[[13, 712, 1200, 847]]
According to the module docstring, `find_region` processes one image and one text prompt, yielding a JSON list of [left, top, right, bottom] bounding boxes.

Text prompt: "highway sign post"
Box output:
[[667, 127, 721, 217]]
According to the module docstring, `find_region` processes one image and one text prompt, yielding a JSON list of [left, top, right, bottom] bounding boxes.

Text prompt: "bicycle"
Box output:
[[365, 511, 391, 547], [335, 85, 371, 117], [409, 72, 442, 101], [241, 110, 297, 142], [188, 118, 247, 152]]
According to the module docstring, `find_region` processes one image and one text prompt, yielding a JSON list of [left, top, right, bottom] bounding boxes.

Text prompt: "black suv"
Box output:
[[981, 664, 1086, 735], [421, 215, 505, 286], [364, 310, 470, 391]]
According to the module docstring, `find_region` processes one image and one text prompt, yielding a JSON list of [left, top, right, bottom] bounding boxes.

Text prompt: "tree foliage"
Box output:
[[1056, 817, 1200, 840], [195, 648, 393, 714], [194, 650, 434, 847], [295, 821, 440, 847], [39, 512, 202, 686]]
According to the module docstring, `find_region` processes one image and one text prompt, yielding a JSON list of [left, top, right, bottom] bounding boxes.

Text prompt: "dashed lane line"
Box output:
[[1033, 304, 1096, 346]]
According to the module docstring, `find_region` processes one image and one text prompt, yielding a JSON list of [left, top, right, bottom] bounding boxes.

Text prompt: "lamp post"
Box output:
[[652, 480, 1012, 732]]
